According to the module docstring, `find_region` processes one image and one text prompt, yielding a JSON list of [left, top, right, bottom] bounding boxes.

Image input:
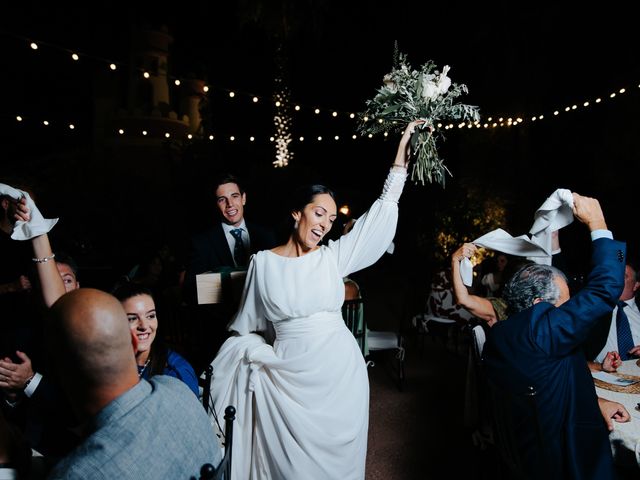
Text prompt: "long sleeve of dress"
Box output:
[[328, 169, 406, 278], [226, 256, 268, 335]]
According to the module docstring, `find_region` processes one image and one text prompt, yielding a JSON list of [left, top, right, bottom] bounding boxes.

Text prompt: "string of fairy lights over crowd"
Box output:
[[4, 33, 639, 152]]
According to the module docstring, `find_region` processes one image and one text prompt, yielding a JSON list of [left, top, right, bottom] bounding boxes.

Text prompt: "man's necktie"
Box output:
[[230, 228, 248, 267], [616, 300, 635, 360]]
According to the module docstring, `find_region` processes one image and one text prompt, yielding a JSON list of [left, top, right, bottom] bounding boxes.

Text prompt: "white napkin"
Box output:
[[459, 229, 550, 286], [528, 188, 574, 264], [459, 189, 574, 286], [0, 183, 58, 240]]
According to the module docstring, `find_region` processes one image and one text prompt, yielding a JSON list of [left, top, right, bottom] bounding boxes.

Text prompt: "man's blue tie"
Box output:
[[616, 300, 635, 360], [230, 228, 248, 267]]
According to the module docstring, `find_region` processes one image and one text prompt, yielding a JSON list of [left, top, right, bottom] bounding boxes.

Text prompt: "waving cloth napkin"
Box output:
[[460, 189, 574, 286], [0, 183, 58, 240]]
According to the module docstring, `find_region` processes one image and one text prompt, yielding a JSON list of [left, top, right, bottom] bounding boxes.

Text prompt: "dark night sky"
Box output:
[[1, 1, 639, 280]]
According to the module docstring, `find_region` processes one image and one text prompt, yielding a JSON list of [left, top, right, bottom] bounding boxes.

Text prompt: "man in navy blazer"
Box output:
[[483, 193, 628, 479], [183, 173, 276, 303]]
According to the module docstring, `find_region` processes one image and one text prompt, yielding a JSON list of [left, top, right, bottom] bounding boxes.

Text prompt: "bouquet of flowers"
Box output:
[[359, 49, 480, 186]]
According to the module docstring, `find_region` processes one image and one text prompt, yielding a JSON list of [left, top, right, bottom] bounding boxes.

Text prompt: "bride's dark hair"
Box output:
[[291, 184, 335, 214]]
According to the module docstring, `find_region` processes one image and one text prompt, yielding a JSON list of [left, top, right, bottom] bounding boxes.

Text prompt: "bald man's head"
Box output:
[[48, 289, 139, 413]]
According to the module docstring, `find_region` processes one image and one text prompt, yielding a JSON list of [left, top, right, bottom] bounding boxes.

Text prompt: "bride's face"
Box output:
[[293, 194, 337, 250]]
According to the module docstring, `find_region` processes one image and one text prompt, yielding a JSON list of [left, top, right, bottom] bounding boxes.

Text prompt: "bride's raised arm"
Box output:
[[328, 120, 424, 278]]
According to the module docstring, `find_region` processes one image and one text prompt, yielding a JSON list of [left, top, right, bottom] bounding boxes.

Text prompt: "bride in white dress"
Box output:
[[209, 120, 423, 479]]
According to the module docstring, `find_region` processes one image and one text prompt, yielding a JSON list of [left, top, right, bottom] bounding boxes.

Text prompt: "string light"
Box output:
[[7, 31, 637, 133]]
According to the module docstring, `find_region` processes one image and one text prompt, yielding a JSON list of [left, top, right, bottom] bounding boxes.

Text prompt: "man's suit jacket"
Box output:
[[183, 221, 276, 305], [180, 221, 276, 371], [484, 237, 626, 479]]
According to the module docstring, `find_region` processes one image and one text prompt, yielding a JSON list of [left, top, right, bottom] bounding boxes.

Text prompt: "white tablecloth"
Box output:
[[595, 360, 640, 468]]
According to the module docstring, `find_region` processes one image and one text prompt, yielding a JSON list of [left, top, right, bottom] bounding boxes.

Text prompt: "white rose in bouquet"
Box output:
[[383, 74, 397, 93], [421, 73, 439, 100], [436, 65, 452, 95]]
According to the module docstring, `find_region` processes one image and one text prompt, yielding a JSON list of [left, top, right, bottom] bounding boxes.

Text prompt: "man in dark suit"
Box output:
[[182, 174, 276, 368], [583, 260, 640, 364], [186, 173, 275, 277], [483, 193, 628, 479], [184, 173, 276, 300]]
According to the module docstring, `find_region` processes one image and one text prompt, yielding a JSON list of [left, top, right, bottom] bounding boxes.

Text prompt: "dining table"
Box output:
[[593, 359, 640, 469]]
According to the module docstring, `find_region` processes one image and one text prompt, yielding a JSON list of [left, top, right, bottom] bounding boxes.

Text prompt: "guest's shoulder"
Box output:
[[149, 373, 190, 393], [166, 349, 194, 370]]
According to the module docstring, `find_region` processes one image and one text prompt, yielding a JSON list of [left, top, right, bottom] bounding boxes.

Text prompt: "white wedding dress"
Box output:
[[209, 169, 406, 479]]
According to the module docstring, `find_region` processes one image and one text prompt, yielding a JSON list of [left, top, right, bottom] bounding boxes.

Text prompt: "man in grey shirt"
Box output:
[[44, 288, 222, 479]]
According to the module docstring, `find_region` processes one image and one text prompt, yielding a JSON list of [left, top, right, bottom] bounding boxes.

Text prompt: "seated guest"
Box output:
[[112, 283, 199, 396], [0, 252, 80, 400], [44, 288, 221, 479], [584, 261, 640, 368], [479, 252, 509, 296], [450, 231, 567, 327], [418, 265, 477, 326], [2, 194, 199, 398], [483, 192, 630, 479], [0, 252, 83, 460], [450, 244, 533, 326]]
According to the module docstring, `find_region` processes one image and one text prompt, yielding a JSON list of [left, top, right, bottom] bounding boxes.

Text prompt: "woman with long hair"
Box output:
[[112, 283, 199, 396]]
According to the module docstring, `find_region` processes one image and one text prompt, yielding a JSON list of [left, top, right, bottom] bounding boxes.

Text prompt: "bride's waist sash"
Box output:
[[273, 311, 345, 339]]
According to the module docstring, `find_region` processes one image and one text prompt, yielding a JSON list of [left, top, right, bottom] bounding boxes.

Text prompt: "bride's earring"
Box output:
[[294, 220, 299, 229]]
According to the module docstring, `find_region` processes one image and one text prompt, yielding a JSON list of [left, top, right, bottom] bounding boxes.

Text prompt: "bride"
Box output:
[[209, 120, 423, 479]]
